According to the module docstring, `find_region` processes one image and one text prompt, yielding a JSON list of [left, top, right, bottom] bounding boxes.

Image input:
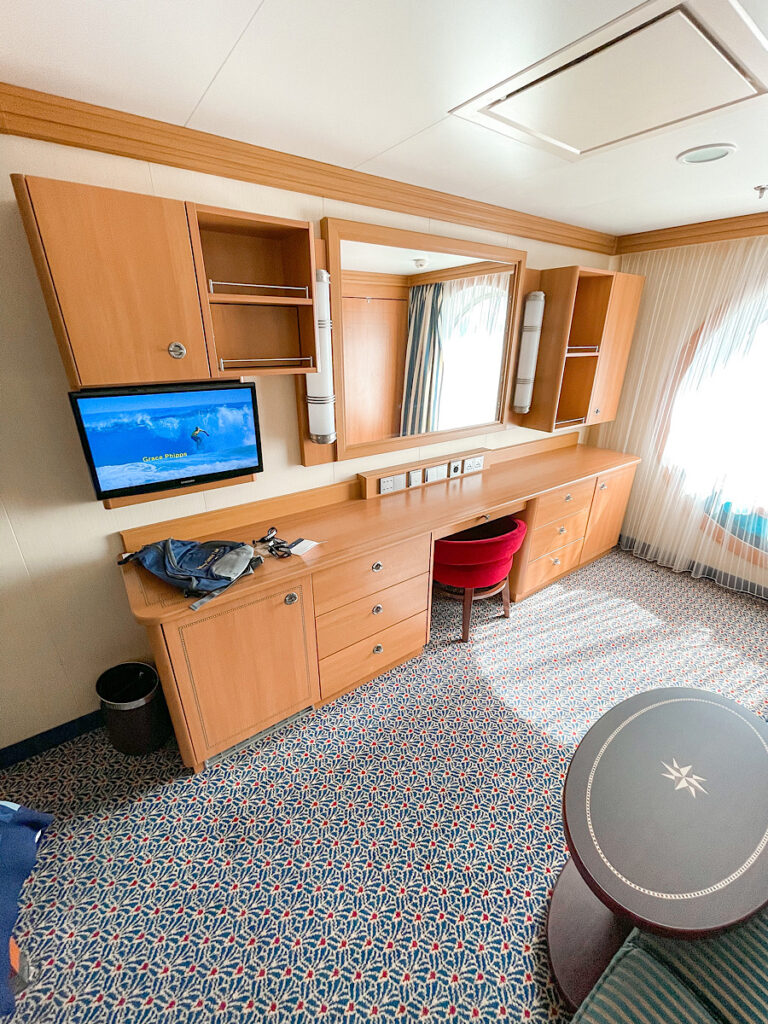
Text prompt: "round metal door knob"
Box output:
[[167, 342, 187, 359], [558, 526, 567, 534], [565, 493, 573, 502], [599, 482, 608, 490], [372, 604, 383, 615], [552, 558, 561, 566], [284, 592, 299, 605], [372, 561, 383, 572], [594, 408, 601, 415], [373, 644, 384, 654]]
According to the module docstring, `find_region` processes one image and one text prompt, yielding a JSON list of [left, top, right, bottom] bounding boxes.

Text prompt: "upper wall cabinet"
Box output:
[[12, 175, 320, 388], [516, 267, 644, 433], [13, 175, 211, 387], [188, 204, 318, 377]]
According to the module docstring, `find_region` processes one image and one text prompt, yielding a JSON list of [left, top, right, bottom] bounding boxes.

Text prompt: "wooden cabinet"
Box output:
[[13, 175, 211, 387], [581, 464, 637, 563], [516, 266, 643, 433], [161, 578, 320, 764], [511, 462, 637, 600], [13, 176, 320, 387]]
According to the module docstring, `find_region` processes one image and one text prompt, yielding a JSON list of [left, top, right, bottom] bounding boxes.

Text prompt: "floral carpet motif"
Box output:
[[3, 551, 767, 1023]]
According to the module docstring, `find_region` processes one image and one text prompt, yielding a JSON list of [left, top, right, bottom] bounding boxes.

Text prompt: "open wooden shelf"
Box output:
[[513, 266, 644, 432], [188, 202, 318, 376]]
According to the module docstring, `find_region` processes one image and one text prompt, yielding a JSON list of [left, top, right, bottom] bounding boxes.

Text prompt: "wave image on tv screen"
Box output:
[[77, 387, 260, 493]]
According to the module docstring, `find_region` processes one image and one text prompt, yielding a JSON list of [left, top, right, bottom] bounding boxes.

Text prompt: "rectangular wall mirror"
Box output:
[[323, 219, 526, 460]]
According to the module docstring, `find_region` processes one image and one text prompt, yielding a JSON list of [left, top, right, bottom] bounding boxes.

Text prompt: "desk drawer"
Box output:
[[525, 538, 583, 592], [316, 573, 429, 660], [535, 478, 595, 526], [319, 611, 428, 700], [529, 507, 590, 561], [312, 534, 430, 615]]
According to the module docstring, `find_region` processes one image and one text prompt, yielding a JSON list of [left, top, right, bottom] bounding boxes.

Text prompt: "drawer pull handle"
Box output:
[[284, 592, 298, 605], [373, 643, 384, 654], [372, 561, 383, 573], [558, 526, 567, 535], [372, 604, 383, 615], [564, 493, 573, 502], [599, 482, 608, 490], [483, 514, 491, 521], [552, 557, 561, 566], [168, 342, 187, 359]]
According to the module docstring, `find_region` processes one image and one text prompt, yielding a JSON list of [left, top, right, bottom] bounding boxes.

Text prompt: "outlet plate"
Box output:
[[449, 459, 462, 477], [408, 469, 422, 487], [463, 455, 485, 473], [379, 476, 395, 494], [392, 473, 407, 491]]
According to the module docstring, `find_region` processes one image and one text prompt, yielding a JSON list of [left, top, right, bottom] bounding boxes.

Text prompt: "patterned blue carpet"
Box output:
[[3, 551, 767, 1023]]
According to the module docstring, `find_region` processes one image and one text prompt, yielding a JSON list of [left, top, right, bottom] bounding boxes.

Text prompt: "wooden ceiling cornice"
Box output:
[[3, 83, 767, 256]]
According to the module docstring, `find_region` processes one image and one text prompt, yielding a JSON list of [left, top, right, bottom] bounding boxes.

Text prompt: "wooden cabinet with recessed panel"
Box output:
[[515, 266, 644, 433], [13, 175, 212, 387], [160, 577, 320, 766]]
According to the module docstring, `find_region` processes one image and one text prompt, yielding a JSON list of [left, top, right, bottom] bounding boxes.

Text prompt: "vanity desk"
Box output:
[[119, 439, 639, 772]]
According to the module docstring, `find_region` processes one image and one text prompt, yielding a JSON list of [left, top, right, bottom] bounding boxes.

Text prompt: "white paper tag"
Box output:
[[289, 539, 320, 556]]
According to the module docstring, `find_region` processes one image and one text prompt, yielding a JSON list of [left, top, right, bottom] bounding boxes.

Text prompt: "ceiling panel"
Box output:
[[186, 0, 636, 167], [0, 0, 258, 124], [357, 116, 561, 199], [488, 11, 755, 154]]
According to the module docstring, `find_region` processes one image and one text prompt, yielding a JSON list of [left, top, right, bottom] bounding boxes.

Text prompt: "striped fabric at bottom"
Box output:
[[573, 943, 719, 1024], [637, 908, 768, 1024]]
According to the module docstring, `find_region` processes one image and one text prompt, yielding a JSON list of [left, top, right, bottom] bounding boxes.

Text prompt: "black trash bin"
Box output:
[[96, 662, 171, 755]]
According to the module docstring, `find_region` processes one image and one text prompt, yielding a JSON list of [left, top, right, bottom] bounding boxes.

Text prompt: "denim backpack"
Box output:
[[120, 539, 262, 610]]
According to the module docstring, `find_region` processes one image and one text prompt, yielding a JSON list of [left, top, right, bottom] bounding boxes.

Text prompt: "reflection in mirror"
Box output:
[[339, 241, 515, 446]]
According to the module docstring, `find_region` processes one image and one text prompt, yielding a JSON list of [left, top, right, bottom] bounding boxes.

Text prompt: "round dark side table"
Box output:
[[548, 686, 768, 1011]]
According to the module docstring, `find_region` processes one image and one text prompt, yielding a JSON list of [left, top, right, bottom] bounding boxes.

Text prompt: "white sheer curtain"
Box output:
[[435, 272, 511, 431], [594, 235, 768, 598]]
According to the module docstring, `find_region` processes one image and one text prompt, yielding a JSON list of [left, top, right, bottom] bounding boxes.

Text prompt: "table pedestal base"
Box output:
[[547, 857, 633, 1011]]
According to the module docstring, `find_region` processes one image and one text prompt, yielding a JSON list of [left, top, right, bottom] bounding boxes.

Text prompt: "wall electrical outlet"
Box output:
[[449, 459, 462, 478], [463, 455, 485, 473], [379, 476, 395, 494], [408, 469, 422, 487], [425, 464, 448, 483], [392, 473, 407, 491]]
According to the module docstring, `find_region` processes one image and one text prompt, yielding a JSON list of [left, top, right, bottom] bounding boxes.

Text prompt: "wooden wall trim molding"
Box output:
[[0, 81, 617, 256], [616, 211, 768, 254]]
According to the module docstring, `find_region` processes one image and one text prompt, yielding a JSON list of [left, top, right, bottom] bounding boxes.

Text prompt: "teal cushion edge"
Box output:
[[571, 934, 720, 1024], [635, 907, 768, 1024]]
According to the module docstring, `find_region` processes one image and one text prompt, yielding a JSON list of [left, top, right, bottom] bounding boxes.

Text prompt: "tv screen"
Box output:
[[70, 381, 263, 500]]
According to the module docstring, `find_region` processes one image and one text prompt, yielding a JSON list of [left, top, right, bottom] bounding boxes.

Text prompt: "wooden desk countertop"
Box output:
[[120, 444, 640, 626]]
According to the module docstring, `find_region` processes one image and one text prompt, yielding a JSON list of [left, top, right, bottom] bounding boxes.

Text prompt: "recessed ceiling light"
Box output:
[[676, 143, 737, 164]]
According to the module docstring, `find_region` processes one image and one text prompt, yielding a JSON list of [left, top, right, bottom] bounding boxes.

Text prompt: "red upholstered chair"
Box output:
[[433, 515, 527, 642]]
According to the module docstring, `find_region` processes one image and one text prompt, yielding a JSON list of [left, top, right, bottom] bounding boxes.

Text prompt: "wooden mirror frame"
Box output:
[[322, 218, 527, 461]]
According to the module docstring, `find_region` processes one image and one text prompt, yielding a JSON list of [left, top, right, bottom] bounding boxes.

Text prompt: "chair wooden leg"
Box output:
[[462, 587, 474, 643], [502, 578, 511, 618]]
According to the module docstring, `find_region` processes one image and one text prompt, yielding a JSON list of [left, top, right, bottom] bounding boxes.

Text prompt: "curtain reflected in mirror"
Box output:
[[340, 240, 514, 446]]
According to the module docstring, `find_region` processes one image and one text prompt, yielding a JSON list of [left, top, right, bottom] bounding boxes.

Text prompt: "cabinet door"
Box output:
[[587, 272, 644, 426], [163, 579, 320, 761], [23, 176, 211, 385], [580, 465, 637, 563]]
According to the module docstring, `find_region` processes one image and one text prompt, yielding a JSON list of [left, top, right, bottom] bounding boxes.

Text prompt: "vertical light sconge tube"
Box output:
[[513, 290, 545, 414], [306, 269, 337, 443]]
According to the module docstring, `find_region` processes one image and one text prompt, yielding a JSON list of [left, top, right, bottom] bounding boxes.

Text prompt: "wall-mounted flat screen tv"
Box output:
[[69, 381, 263, 500]]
